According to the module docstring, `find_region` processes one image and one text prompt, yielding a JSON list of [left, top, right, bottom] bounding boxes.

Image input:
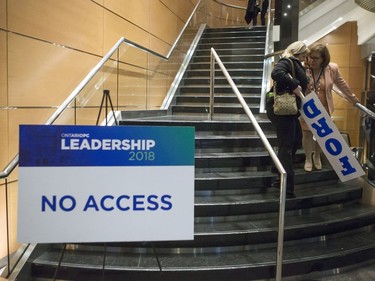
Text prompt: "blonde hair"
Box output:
[[282, 41, 308, 59]]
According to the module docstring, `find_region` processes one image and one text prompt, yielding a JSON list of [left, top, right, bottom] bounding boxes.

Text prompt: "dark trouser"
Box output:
[[261, 0, 269, 25], [266, 101, 302, 194], [261, 10, 266, 25]]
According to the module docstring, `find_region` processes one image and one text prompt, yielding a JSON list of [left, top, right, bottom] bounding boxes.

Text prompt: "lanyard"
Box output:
[[311, 68, 323, 91]]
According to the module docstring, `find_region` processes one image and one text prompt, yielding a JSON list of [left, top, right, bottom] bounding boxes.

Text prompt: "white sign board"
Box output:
[[18, 125, 195, 243], [300, 93, 365, 182]]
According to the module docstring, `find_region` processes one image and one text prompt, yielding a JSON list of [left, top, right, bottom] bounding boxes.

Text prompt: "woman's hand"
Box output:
[[293, 85, 304, 98]]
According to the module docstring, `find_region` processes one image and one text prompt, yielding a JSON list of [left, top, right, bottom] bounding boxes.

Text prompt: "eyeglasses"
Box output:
[[309, 56, 322, 60]]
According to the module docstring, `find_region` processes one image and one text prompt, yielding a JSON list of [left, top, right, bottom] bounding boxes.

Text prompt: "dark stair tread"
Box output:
[[183, 76, 262, 80], [187, 65, 263, 69], [187, 70, 264, 75], [177, 93, 260, 98], [199, 39, 266, 44], [195, 149, 296, 158], [192, 54, 264, 60], [195, 176, 362, 215], [173, 103, 260, 108], [195, 132, 276, 138], [191, 204, 375, 245], [189, 61, 263, 66], [31, 232, 375, 280], [195, 179, 360, 205], [179, 84, 261, 88], [27, 25, 371, 281], [120, 116, 270, 125], [193, 177, 363, 217], [194, 168, 339, 190]]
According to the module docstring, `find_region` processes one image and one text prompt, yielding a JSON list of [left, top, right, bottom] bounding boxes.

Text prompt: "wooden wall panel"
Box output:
[[73, 108, 105, 125], [160, 0, 195, 21], [349, 67, 363, 90], [0, 181, 19, 259], [0, 31, 7, 106], [320, 23, 352, 45], [0, 0, 6, 29], [103, 9, 151, 51], [0, 110, 9, 168], [205, 0, 246, 28], [8, 34, 99, 107], [92, 0, 104, 5], [149, 1, 184, 46], [318, 22, 362, 146], [328, 44, 351, 68], [350, 45, 362, 68], [8, 109, 54, 158], [8, 0, 104, 55], [103, 0, 150, 31]]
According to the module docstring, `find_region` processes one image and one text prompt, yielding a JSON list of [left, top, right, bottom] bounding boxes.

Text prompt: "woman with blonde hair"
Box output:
[[266, 41, 309, 198], [301, 43, 360, 172]]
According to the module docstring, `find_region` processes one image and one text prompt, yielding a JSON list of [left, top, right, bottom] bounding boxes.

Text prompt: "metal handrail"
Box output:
[[356, 102, 375, 119], [0, 1, 203, 278], [332, 87, 375, 120], [0, 0, 202, 181], [264, 50, 283, 59], [161, 23, 207, 110], [209, 47, 287, 281], [259, 0, 275, 114]]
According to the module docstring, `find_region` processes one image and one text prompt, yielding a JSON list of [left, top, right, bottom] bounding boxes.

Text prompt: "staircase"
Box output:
[[18, 26, 375, 281]]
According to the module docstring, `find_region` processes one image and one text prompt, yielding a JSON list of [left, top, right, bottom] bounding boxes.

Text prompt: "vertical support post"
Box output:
[[74, 98, 77, 125], [5, 178, 11, 277], [101, 243, 107, 281], [53, 244, 67, 281], [275, 172, 287, 281], [209, 48, 215, 120]]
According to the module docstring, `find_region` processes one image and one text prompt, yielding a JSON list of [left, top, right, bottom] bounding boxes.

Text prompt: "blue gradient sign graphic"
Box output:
[[19, 125, 194, 167], [18, 125, 195, 243]]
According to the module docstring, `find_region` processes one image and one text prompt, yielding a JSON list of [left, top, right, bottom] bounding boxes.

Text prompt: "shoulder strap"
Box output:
[[272, 58, 296, 95], [286, 57, 296, 78]]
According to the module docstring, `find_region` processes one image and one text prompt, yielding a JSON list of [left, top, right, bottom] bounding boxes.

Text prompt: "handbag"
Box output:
[[273, 90, 298, 115], [273, 58, 298, 115]]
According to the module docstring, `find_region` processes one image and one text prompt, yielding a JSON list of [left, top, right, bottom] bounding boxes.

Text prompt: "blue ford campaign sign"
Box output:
[[300, 93, 365, 182], [18, 125, 195, 243]]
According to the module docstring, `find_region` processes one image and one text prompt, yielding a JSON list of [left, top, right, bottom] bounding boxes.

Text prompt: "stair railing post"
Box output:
[[53, 244, 67, 281], [101, 243, 107, 281], [209, 48, 215, 120], [210, 45, 288, 281], [5, 178, 11, 277], [275, 172, 287, 281]]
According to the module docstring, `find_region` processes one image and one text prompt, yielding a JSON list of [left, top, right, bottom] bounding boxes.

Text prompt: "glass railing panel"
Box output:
[[46, 0, 251, 126], [117, 63, 148, 111], [206, 0, 245, 28], [0, 180, 20, 263], [147, 68, 174, 110], [71, 56, 120, 110], [52, 106, 77, 125], [0, 1, 253, 275]]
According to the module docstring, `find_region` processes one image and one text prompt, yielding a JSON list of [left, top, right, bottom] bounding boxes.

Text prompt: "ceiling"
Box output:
[[299, 0, 375, 47]]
